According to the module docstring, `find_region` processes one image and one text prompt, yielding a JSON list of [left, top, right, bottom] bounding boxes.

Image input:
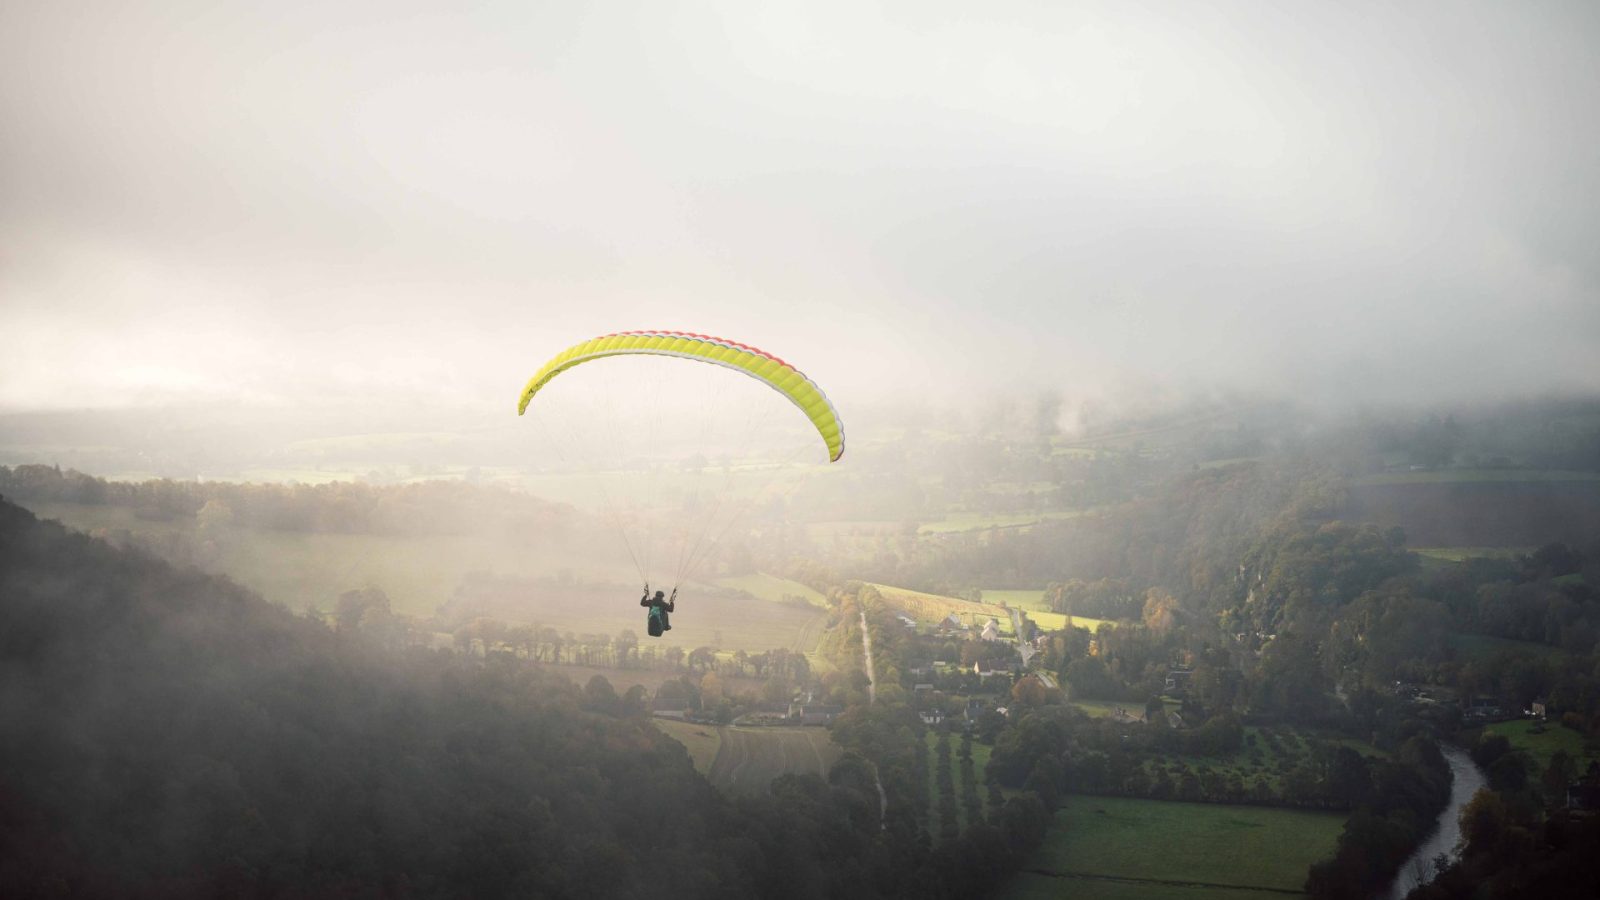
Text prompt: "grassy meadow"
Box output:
[[998, 795, 1345, 899], [923, 732, 996, 835], [1096, 725, 1388, 799], [866, 582, 1014, 632], [20, 500, 828, 653], [653, 719, 724, 774], [1352, 469, 1600, 486], [1448, 632, 1565, 660], [712, 572, 828, 607], [703, 726, 842, 796], [1483, 719, 1600, 775], [1414, 547, 1534, 563]]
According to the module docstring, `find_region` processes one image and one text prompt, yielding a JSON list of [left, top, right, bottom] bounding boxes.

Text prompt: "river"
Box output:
[[1385, 745, 1486, 899]]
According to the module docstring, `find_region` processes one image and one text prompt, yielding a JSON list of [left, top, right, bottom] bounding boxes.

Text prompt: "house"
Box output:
[[651, 699, 689, 720], [939, 614, 965, 633], [1529, 699, 1549, 720], [913, 682, 935, 694], [1164, 668, 1194, 693], [1464, 697, 1505, 722], [979, 619, 1000, 642], [797, 704, 843, 726], [896, 614, 918, 629], [974, 661, 1012, 682], [919, 710, 945, 726], [1567, 783, 1600, 813], [1018, 643, 1038, 667]]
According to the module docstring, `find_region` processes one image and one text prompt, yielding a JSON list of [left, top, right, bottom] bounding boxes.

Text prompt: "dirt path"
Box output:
[[857, 607, 887, 826], [859, 608, 877, 703]]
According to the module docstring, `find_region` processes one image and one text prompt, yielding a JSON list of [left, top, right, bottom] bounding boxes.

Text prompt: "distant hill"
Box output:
[[1342, 475, 1600, 546]]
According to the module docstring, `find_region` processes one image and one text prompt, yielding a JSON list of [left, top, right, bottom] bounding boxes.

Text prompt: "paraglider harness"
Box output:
[[642, 585, 676, 637]]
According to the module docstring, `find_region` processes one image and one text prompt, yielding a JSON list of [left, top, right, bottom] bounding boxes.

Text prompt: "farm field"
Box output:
[[1352, 469, 1600, 485], [997, 795, 1345, 900], [917, 509, 1089, 534], [712, 572, 827, 607], [982, 589, 1049, 609], [1448, 632, 1564, 660], [866, 582, 1013, 632], [977, 590, 1117, 632], [1122, 726, 1386, 800], [924, 732, 995, 835], [693, 726, 841, 796], [1000, 874, 1276, 900], [20, 501, 829, 652], [653, 719, 723, 773], [1070, 699, 1145, 720], [1484, 719, 1600, 775], [1413, 546, 1533, 563], [546, 664, 765, 699]]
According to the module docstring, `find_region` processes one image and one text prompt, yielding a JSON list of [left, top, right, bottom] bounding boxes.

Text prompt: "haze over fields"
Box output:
[[3, 4, 1600, 900]]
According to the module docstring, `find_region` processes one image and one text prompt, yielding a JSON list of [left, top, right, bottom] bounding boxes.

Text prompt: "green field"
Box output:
[[1070, 699, 1146, 720], [701, 726, 842, 796], [1449, 632, 1563, 660], [1111, 725, 1386, 800], [1001, 875, 1280, 900], [1353, 469, 1600, 486], [867, 582, 1014, 631], [977, 590, 1117, 633], [1484, 719, 1600, 775], [1414, 547, 1534, 563], [997, 795, 1345, 899], [21, 501, 827, 653], [924, 732, 996, 835], [982, 589, 1050, 609], [712, 573, 827, 608], [653, 719, 724, 773], [656, 721, 841, 793], [918, 510, 1090, 535]]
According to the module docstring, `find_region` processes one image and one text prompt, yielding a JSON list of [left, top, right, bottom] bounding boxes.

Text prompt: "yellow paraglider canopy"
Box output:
[[517, 330, 845, 462]]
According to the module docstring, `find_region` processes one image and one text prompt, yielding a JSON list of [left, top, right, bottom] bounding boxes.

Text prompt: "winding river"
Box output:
[[1385, 745, 1486, 899]]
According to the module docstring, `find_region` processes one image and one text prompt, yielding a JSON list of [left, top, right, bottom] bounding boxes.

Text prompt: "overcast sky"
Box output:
[[3, 0, 1597, 420]]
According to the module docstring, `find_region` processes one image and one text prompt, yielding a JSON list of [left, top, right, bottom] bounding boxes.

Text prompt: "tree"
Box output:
[[1141, 588, 1177, 637], [701, 671, 723, 702], [688, 646, 717, 673], [583, 675, 620, 715], [615, 629, 639, 667]]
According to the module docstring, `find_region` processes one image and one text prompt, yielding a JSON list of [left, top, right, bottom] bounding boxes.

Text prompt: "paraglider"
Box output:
[[517, 331, 845, 621], [641, 584, 675, 637], [517, 330, 845, 462]]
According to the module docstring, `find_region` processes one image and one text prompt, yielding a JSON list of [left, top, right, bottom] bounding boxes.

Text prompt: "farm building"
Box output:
[[973, 659, 1016, 682], [652, 699, 689, 720], [794, 704, 843, 726]]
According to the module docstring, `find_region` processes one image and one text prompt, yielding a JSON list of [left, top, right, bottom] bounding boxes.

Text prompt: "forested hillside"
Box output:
[[0, 497, 904, 899]]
